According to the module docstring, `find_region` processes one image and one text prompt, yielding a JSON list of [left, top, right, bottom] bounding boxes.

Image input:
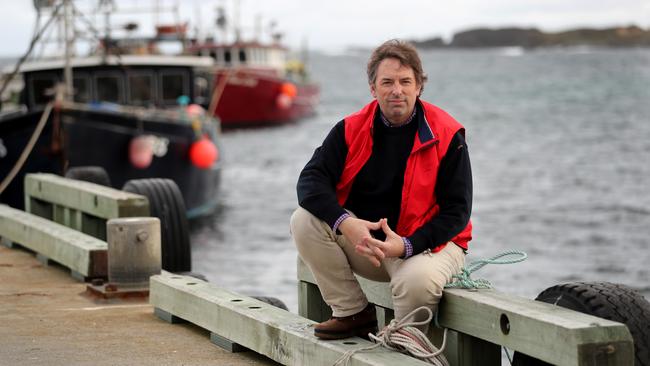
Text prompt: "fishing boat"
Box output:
[[0, 1, 223, 219], [184, 6, 320, 127]]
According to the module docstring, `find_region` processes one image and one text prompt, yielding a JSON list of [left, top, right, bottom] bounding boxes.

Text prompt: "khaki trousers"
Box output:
[[290, 207, 465, 328]]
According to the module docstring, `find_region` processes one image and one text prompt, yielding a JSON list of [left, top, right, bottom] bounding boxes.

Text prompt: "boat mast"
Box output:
[[62, 0, 74, 101]]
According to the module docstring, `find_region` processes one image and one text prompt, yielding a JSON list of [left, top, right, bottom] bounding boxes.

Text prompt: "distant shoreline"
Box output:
[[411, 25, 650, 49]]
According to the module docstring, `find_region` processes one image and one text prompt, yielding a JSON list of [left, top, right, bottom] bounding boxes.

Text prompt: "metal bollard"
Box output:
[[106, 217, 161, 287]]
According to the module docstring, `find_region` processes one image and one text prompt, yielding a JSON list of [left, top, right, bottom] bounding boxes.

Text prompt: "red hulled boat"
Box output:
[[186, 41, 320, 127], [185, 8, 320, 127]]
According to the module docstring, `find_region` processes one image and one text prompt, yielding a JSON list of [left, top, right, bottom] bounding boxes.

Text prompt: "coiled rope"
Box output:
[[332, 250, 528, 365], [333, 307, 449, 366], [445, 250, 528, 289]]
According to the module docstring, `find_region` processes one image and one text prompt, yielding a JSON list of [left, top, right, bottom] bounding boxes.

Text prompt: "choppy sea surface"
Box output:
[[190, 47, 650, 313]]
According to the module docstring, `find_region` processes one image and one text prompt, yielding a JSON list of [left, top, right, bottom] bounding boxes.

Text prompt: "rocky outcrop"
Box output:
[[413, 25, 650, 48], [450, 27, 545, 48]]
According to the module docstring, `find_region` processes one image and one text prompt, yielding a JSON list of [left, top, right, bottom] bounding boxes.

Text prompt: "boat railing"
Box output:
[[59, 100, 215, 124]]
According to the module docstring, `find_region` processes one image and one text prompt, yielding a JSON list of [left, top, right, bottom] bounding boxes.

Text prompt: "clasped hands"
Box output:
[[338, 217, 405, 267]]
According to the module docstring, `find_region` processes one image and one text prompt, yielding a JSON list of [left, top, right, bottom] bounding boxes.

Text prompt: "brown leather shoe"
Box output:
[[314, 304, 377, 340]]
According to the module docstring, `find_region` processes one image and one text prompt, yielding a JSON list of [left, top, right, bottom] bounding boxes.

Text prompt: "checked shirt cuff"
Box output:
[[401, 237, 413, 259], [332, 213, 351, 232]]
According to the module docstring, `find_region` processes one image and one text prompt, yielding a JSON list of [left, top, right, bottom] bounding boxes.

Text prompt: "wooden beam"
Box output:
[[150, 272, 432, 366], [440, 288, 634, 365], [0, 204, 107, 278], [24, 173, 149, 220], [297, 258, 634, 366]]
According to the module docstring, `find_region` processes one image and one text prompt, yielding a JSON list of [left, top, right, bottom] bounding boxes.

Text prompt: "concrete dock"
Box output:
[[0, 245, 279, 366]]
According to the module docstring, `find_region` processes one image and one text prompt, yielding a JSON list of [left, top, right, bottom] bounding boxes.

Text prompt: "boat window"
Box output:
[[95, 73, 124, 103], [73, 75, 90, 103], [29, 73, 57, 107], [160, 71, 188, 104], [239, 49, 247, 63], [128, 73, 155, 106], [224, 49, 231, 64], [210, 50, 218, 61]]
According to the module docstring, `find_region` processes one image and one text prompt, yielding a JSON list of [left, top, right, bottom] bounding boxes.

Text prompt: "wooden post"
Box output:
[[298, 280, 331, 323]]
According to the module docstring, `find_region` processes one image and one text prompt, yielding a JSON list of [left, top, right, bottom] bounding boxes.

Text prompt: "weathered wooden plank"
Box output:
[[297, 258, 634, 366], [0, 204, 107, 278], [150, 272, 432, 366], [440, 288, 633, 366], [24, 173, 149, 220]]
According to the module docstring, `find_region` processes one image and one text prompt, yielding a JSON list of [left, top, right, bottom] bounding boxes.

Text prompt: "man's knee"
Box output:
[[290, 207, 332, 251], [391, 266, 446, 304], [290, 207, 315, 240]]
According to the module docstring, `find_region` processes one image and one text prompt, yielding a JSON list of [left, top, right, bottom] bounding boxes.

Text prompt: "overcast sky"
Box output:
[[1, 0, 649, 56]]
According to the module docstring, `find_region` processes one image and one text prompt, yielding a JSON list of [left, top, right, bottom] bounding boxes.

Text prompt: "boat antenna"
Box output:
[[254, 14, 261, 41], [99, 0, 115, 58], [69, 2, 124, 66], [233, 0, 241, 42], [0, 2, 64, 100], [215, 5, 227, 42]]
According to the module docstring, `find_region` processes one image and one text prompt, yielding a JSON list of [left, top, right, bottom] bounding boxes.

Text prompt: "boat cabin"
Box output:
[[186, 41, 287, 73], [13, 55, 215, 110]]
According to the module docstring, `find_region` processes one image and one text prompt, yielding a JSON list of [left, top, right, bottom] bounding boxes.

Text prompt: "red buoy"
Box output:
[[189, 137, 218, 169], [129, 136, 154, 169], [186, 103, 205, 117]]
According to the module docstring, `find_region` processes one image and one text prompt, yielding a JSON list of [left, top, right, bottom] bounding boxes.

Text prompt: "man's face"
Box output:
[[370, 58, 421, 125]]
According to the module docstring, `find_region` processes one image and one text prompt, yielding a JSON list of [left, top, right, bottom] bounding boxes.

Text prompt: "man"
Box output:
[[291, 39, 472, 340]]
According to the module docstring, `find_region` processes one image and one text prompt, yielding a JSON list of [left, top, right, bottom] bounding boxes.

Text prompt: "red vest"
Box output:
[[335, 100, 472, 250]]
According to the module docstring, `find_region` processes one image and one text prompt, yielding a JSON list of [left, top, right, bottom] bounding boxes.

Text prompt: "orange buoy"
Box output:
[[189, 136, 219, 169], [280, 82, 297, 98]]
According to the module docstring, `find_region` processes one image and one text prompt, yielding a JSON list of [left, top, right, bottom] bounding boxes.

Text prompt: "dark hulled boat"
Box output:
[[1, 53, 223, 219]]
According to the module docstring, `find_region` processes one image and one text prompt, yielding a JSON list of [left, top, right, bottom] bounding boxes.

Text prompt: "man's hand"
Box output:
[[338, 217, 384, 267], [363, 218, 405, 259]]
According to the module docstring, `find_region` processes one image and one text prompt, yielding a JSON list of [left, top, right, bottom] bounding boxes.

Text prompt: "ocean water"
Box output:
[[190, 47, 650, 314]]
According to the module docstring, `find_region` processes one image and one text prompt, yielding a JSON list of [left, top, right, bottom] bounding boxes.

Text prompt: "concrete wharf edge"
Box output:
[[0, 245, 279, 366]]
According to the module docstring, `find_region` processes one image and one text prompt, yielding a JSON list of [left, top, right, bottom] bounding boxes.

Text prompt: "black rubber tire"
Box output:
[[122, 178, 191, 272], [512, 282, 650, 366], [252, 296, 289, 311], [65, 166, 111, 187]]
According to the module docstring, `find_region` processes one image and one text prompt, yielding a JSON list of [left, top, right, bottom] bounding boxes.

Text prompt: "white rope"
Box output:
[[333, 306, 449, 366], [0, 102, 54, 195]]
